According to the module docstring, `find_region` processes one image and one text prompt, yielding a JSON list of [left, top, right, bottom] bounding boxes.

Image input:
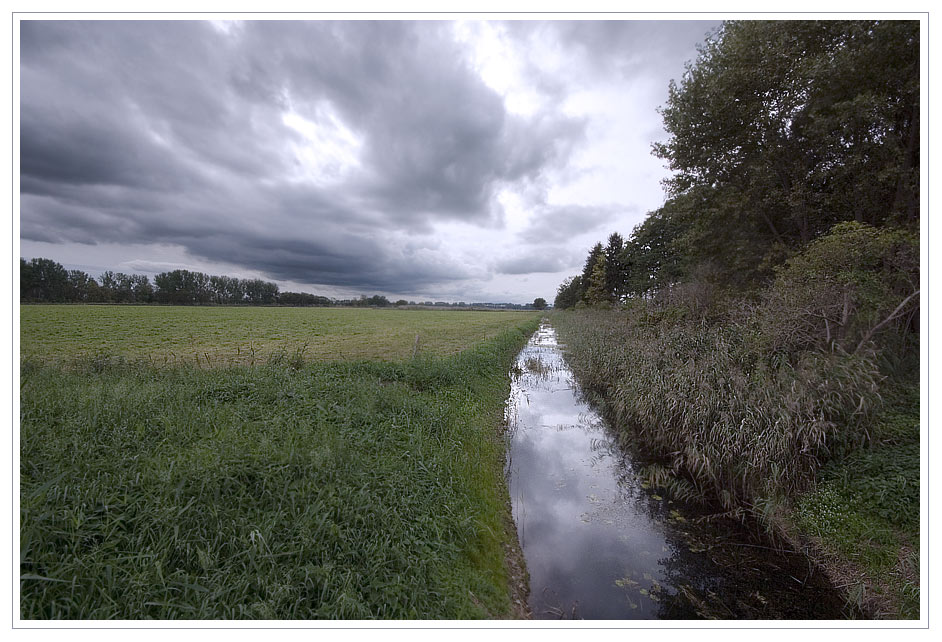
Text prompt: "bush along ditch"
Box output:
[[552, 222, 919, 618]]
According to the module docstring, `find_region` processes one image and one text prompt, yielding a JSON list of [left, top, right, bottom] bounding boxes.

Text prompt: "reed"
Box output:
[[553, 308, 881, 517]]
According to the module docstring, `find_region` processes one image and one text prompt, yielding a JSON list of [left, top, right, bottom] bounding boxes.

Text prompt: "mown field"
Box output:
[[20, 306, 540, 619], [20, 305, 537, 366]]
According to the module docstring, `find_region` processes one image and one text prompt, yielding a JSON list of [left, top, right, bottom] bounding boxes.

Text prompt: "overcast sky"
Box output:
[[19, 19, 719, 303]]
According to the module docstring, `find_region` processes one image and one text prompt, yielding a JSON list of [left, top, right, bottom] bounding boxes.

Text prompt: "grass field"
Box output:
[[20, 306, 540, 619], [20, 305, 537, 366]]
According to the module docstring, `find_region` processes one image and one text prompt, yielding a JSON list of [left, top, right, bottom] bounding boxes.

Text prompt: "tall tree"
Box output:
[[583, 253, 609, 305], [622, 203, 689, 298], [554, 276, 582, 309], [580, 243, 604, 301], [603, 232, 628, 302], [653, 20, 919, 286], [21, 258, 69, 302], [66, 270, 95, 302]]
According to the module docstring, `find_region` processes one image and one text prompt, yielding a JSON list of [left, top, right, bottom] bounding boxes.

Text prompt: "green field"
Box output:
[[20, 306, 540, 619], [20, 305, 537, 365]]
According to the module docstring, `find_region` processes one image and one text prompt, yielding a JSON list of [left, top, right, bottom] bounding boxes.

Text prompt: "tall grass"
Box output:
[[20, 318, 539, 619], [553, 309, 881, 518]]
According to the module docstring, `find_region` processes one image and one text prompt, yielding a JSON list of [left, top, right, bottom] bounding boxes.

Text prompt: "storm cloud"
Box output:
[[19, 19, 717, 300]]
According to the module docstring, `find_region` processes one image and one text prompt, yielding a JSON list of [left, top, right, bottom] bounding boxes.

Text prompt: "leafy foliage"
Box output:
[[553, 276, 582, 310], [753, 222, 919, 357], [557, 20, 919, 308], [655, 21, 918, 253]]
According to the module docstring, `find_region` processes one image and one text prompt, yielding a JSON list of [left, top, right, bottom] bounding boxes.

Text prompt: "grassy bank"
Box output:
[[20, 316, 540, 619], [791, 382, 920, 618], [552, 308, 919, 618]]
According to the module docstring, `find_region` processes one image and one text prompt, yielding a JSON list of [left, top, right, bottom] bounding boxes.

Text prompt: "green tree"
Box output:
[[583, 253, 609, 305], [580, 243, 604, 301], [603, 232, 628, 302], [130, 274, 153, 303], [66, 270, 95, 302], [653, 20, 919, 285], [532, 297, 547, 310], [554, 276, 582, 309], [21, 258, 69, 302], [621, 204, 689, 298]]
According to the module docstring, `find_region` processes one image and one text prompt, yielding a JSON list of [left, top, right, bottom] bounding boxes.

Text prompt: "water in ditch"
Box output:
[[504, 322, 849, 620]]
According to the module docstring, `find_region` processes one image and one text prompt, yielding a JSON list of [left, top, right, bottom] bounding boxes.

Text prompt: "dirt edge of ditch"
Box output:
[[496, 410, 532, 620]]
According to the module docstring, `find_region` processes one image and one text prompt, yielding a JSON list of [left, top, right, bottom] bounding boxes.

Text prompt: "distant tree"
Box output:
[[580, 243, 604, 301], [66, 270, 95, 302], [131, 274, 153, 303], [532, 297, 548, 310], [99, 271, 118, 302], [584, 253, 610, 305], [244, 278, 278, 305], [622, 203, 688, 298], [279, 291, 332, 306], [154, 270, 217, 304], [19, 258, 32, 299], [603, 232, 628, 302], [86, 279, 104, 303], [554, 276, 582, 309], [21, 257, 69, 302], [394, 299, 408, 306]]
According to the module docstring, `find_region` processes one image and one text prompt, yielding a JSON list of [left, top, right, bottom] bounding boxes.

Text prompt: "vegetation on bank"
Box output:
[[20, 316, 540, 619], [552, 222, 919, 617], [551, 20, 920, 618], [20, 305, 536, 366], [792, 382, 919, 618]]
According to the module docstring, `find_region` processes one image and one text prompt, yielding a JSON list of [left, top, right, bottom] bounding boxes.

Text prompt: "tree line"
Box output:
[[21, 257, 547, 309], [556, 20, 919, 309], [22, 257, 332, 306]]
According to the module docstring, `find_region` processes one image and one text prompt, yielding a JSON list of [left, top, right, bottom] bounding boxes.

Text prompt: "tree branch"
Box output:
[[854, 290, 920, 354]]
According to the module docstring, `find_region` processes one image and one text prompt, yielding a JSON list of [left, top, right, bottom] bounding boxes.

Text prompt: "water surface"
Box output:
[[505, 322, 847, 620]]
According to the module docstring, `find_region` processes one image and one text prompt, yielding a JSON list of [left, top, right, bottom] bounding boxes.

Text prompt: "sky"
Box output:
[[19, 19, 720, 303]]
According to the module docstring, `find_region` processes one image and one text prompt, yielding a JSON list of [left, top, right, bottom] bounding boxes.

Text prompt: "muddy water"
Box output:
[[505, 322, 848, 620]]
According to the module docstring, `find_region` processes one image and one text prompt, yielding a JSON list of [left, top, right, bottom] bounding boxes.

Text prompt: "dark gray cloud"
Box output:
[[20, 20, 585, 292], [20, 19, 716, 298]]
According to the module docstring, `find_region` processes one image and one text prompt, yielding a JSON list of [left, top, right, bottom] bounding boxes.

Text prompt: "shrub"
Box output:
[[753, 222, 919, 359]]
